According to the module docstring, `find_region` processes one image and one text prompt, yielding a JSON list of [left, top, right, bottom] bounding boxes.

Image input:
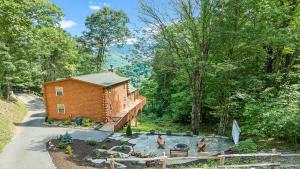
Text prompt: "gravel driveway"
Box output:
[[0, 94, 112, 169]]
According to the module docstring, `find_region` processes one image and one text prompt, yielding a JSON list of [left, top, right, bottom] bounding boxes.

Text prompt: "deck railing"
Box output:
[[113, 96, 146, 131], [107, 149, 300, 169]]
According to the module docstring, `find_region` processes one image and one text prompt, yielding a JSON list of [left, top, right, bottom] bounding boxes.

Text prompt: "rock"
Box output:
[[90, 159, 106, 164]]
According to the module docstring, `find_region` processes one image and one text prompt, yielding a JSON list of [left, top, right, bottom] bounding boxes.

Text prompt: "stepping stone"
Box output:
[[114, 136, 123, 140], [90, 159, 106, 164], [121, 137, 130, 141], [128, 139, 138, 144]]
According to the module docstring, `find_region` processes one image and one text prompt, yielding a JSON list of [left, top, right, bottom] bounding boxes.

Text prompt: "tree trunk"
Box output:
[[191, 71, 204, 134]]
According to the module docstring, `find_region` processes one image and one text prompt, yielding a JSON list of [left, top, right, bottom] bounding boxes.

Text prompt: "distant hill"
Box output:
[[104, 44, 151, 87], [104, 44, 135, 68]]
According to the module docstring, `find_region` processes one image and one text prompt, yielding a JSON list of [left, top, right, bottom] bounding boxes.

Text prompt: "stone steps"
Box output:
[[99, 122, 115, 132]]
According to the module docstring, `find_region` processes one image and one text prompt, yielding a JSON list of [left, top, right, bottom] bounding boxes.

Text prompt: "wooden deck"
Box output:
[[113, 96, 146, 131]]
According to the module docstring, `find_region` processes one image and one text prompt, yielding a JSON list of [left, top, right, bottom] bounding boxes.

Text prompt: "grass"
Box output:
[[121, 115, 191, 134], [0, 99, 27, 153], [120, 114, 219, 136]]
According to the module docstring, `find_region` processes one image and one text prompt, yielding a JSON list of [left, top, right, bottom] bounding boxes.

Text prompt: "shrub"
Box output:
[[57, 142, 66, 149], [86, 140, 97, 146], [46, 117, 54, 124], [186, 131, 192, 136], [60, 132, 73, 144], [126, 125, 132, 136], [66, 145, 73, 155], [231, 139, 257, 153], [82, 118, 93, 127], [100, 144, 107, 149], [166, 130, 172, 135], [63, 120, 72, 125], [120, 140, 127, 145], [95, 151, 101, 158], [149, 130, 155, 135]]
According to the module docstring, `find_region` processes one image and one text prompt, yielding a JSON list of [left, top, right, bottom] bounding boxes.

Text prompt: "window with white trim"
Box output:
[[57, 104, 65, 114], [55, 87, 63, 96], [109, 104, 112, 112]]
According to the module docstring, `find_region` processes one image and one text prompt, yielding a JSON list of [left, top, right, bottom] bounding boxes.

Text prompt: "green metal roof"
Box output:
[[72, 72, 129, 87]]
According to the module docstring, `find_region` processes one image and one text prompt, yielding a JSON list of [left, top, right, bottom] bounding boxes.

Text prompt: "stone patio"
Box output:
[[109, 133, 233, 157]]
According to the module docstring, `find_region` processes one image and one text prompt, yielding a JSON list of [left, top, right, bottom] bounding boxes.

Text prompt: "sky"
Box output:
[[50, 0, 146, 36]]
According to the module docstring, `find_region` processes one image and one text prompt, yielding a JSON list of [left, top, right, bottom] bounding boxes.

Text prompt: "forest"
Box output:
[[0, 0, 299, 144]]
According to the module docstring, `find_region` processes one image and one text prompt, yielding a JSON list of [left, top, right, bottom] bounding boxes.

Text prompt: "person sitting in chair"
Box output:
[[157, 134, 165, 149], [198, 138, 206, 152]]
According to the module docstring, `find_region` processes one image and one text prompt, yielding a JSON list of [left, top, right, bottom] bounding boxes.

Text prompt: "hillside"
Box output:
[[104, 44, 135, 68], [0, 99, 27, 152]]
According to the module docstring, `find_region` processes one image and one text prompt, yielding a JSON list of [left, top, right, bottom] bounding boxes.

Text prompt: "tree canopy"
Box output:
[[81, 7, 130, 71]]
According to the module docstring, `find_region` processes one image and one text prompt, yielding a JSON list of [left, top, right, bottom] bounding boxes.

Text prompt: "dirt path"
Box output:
[[0, 94, 111, 169]]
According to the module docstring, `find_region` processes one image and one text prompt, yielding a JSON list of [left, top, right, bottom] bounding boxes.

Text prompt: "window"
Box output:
[[123, 96, 126, 101], [109, 104, 112, 112], [55, 87, 63, 96], [57, 104, 65, 114], [129, 95, 132, 100], [108, 87, 112, 93], [123, 104, 126, 109]]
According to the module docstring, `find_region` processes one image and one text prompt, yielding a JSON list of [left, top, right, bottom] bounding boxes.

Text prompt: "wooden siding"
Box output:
[[44, 79, 105, 122]]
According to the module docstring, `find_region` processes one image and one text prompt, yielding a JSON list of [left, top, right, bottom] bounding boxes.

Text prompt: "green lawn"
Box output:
[[121, 115, 191, 134], [0, 99, 27, 153]]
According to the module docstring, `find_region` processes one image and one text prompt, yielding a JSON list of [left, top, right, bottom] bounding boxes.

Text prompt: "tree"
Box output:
[[0, 0, 63, 94], [82, 7, 130, 71], [0, 43, 15, 99], [36, 27, 79, 82], [140, 0, 216, 133]]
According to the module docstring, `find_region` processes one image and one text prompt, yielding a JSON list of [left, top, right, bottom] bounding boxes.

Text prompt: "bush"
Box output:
[[60, 132, 73, 144], [57, 142, 66, 149], [186, 131, 192, 136], [46, 117, 54, 124], [100, 144, 107, 149], [126, 125, 132, 136], [149, 130, 155, 135], [86, 140, 97, 146], [95, 151, 101, 158], [166, 130, 172, 135], [231, 139, 257, 153], [63, 120, 72, 125], [120, 140, 127, 145], [66, 145, 73, 155], [82, 118, 93, 127]]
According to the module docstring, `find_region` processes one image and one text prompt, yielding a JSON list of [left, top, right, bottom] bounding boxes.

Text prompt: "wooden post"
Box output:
[[271, 149, 277, 163], [162, 152, 167, 169], [135, 115, 138, 127], [110, 155, 115, 169], [271, 148, 277, 169], [140, 110, 142, 125], [220, 151, 225, 166]]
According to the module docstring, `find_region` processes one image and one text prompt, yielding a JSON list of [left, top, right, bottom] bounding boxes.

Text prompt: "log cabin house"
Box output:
[[43, 70, 146, 131]]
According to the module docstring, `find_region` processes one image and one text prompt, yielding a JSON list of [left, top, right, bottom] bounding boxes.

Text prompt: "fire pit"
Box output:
[[170, 144, 189, 157], [174, 143, 189, 151]]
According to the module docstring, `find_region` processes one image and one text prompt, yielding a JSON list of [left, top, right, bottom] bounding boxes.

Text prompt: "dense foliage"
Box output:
[[0, 0, 91, 97], [139, 0, 300, 142], [0, 1, 130, 98]]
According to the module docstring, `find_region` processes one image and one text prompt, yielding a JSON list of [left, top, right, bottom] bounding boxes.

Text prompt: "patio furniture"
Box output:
[[170, 143, 189, 157]]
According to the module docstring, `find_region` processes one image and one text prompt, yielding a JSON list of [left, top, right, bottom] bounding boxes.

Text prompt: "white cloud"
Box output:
[[103, 2, 110, 7], [125, 38, 138, 45], [89, 2, 110, 11], [89, 5, 101, 11], [60, 19, 77, 29]]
